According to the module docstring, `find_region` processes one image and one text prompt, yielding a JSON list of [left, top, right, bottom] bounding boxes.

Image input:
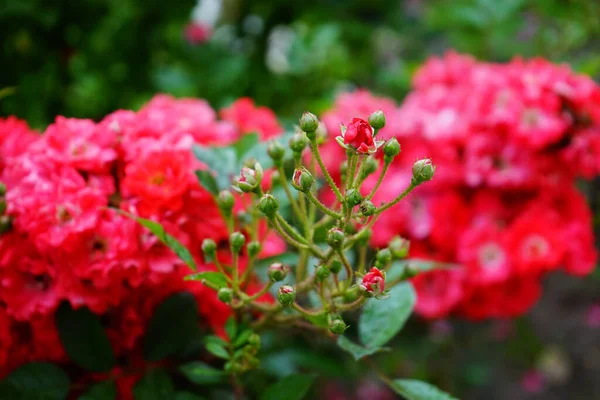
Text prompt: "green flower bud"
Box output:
[[248, 333, 261, 348], [383, 138, 401, 163], [0, 200, 6, 215], [343, 285, 360, 302], [201, 239, 217, 259], [218, 287, 234, 303], [361, 157, 379, 179], [329, 318, 347, 335], [0, 183, 5, 196], [328, 260, 341, 275], [267, 140, 285, 163], [315, 265, 331, 282], [376, 248, 392, 267], [247, 241, 261, 258], [230, 232, 245, 254], [402, 263, 420, 279], [257, 194, 280, 218], [345, 188, 363, 207], [289, 133, 308, 153], [291, 168, 314, 192], [267, 262, 288, 282], [237, 166, 259, 193], [359, 200, 376, 216], [277, 285, 296, 306], [217, 190, 235, 214], [412, 159, 435, 185], [299, 112, 319, 134], [389, 236, 410, 259], [326, 228, 345, 249], [368, 110, 386, 130]]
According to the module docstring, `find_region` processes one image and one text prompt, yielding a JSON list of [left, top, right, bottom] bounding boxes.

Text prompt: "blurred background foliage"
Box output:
[[1, 1, 600, 398], [1, 0, 600, 128]]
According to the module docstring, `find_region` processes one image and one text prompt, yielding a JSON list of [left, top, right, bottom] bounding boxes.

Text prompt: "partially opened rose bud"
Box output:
[[389, 236, 410, 259], [291, 168, 314, 192], [217, 190, 235, 215], [368, 110, 386, 130], [329, 318, 347, 335], [338, 118, 376, 154], [315, 265, 331, 281], [376, 248, 392, 267], [218, 287, 234, 303], [359, 200, 376, 216], [247, 241, 261, 258], [361, 157, 379, 179], [277, 285, 296, 306], [289, 133, 308, 153], [258, 194, 280, 218], [268, 262, 288, 282], [345, 188, 363, 207], [299, 112, 319, 135], [267, 141, 285, 164], [411, 159, 435, 185], [329, 259, 343, 274], [230, 232, 245, 254], [201, 239, 217, 259], [326, 228, 345, 248], [360, 267, 385, 297], [383, 138, 401, 163], [237, 167, 259, 192]]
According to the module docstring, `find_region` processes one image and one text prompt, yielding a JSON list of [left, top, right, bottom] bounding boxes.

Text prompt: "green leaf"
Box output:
[[206, 342, 230, 360], [0, 362, 70, 400], [180, 362, 227, 385], [233, 132, 259, 159], [388, 379, 458, 400], [192, 145, 238, 189], [233, 329, 252, 347], [260, 374, 315, 400], [79, 380, 117, 400], [143, 292, 199, 361], [336, 336, 389, 361], [225, 317, 237, 340], [55, 303, 115, 372], [133, 370, 175, 400], [204, 335, 229, 348], [195, 170, 220, 196], [184, 271, 228, 289], [120, 211, 196, 271], [175, 392, 207, 400], [359, 282, 416, 348]]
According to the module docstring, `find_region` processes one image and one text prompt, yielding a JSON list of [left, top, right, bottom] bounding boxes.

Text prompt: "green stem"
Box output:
[[337, 249, 353, 283], [376, 182, 417, 214], [245, 282, 273, 302], [292, 302, 325, 317], [232, 253, 240, 291], [270, 218, 310, 250], [275, 214, 309, 244], [366, 161, 391, 201], [304, 191, 342, 219], [277, 165, 304, 221], [335, 296, 367, 312], [310, 140, 343, 202], [352, 155, 367, 189], [345, 152, 356, 192], [357, 245, 367, 274]]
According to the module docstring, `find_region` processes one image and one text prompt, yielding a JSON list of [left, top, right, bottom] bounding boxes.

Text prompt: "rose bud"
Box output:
[[289, 133, 308, 153], [291, 168, 314, 192], [389, 236, 410, 259], [268, 262, 288, 282], [345, 188, 363, 207], [329, 318, 347, 335], [368, 110, 386, 130], [326, 228, 345, 248], [201, 238, 217, 260], [411, 159, 435, 185], [277, 285, 296, 306], [237, 166, 259, 192], [359, 200, 376, 217], [299, 112, 319, 135], [376, 248, 392, 267], [258, 194, 280, 218], [247, 241, 261, 258], [267, 140, 285, 164], [383, 138, 401, 163], [360, 157, 379, 180], [217, 190, 235, 215], [337, 118, 378, 154], [315, 265, 331, 282], [230, 232, 246, 254], [329, 260, 343, 274], [218, 287, 234, 303], [360, 267, 385, 297]]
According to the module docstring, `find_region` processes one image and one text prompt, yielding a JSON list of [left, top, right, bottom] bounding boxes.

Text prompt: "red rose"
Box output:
[[361, 267, 385, 294], [344, 118, 375, 154]]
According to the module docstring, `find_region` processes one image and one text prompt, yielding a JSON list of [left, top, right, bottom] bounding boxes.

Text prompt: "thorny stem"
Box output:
[[376, 182, 417, 214], [304, 191, 343, 219], [310, 140, 344, 202], [277, 164, 304, 222], [366, 161, 391, 201]]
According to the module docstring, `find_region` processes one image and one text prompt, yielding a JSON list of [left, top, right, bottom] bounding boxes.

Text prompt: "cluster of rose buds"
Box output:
[[196, 108, 434, 339], [318, 52, 599, 320]]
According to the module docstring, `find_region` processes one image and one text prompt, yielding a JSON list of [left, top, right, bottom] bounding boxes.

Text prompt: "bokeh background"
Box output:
[[2, 0, 600, 399]]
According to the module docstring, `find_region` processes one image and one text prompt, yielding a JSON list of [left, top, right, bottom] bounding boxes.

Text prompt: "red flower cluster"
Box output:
[[0, 96, 284, 380], [321, 53, 599, 320]]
